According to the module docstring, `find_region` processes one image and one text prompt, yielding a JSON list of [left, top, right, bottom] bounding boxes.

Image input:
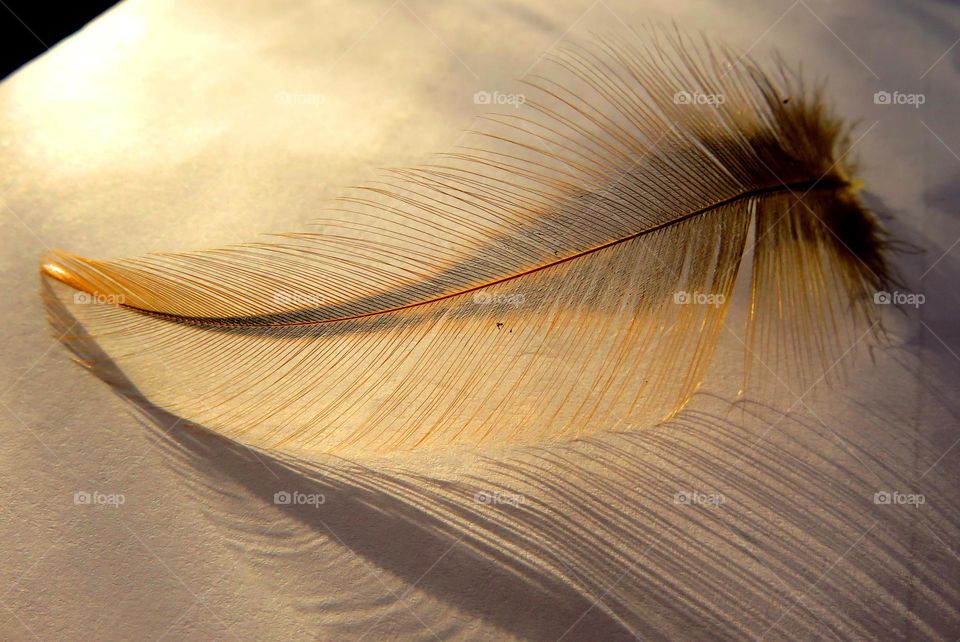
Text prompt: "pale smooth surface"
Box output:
[[2, 0, 960, 639]]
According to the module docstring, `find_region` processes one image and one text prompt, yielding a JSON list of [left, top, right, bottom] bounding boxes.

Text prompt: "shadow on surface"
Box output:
[[43, 276, 960, 641]]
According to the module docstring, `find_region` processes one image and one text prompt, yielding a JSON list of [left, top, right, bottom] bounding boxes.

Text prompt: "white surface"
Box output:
[[1, 0, 959, 639]]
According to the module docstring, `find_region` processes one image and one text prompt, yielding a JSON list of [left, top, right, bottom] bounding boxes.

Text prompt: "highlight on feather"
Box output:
[[40, 28, 893, 453]]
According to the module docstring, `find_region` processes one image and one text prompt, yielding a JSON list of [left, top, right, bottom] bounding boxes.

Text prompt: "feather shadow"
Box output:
[[42, 278, 960, 641]]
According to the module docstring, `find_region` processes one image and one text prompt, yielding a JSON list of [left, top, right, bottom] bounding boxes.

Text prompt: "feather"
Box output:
[[40, 28, 893, 453]]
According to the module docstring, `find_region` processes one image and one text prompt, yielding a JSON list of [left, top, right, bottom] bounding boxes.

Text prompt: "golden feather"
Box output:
[[41, 29, 893, 453]]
